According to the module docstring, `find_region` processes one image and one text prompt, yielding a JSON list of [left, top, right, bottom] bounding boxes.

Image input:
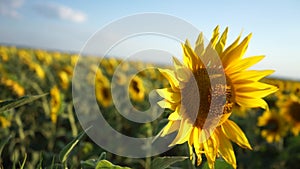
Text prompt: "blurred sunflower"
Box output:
[[280, 95, 300, 136], [58, 70, 70, 90], [157, 26, 277, 169], [94, 68, 113, 107], [0, 115, 11, 128], [129, 76, 145, 102], [1, 77, 25, 96], [32, 63, 45, 79], [0, 46, 9, 62], [35, 50, 52, 65], [96, 85, 112, 108], [257, 110, 288, 143], [50, 86, 62, 124]]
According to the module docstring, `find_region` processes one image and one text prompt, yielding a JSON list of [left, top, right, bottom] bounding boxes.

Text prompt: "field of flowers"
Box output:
[[0, 44, 300, 169]]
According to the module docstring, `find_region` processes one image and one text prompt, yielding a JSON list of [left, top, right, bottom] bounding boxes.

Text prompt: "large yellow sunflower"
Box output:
[[157, 26, 277, 169], [257, 110, 288, 143], [280, 95, 300, 136]]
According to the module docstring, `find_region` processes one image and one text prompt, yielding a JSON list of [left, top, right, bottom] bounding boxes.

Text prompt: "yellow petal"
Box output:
[[210, 25, 220, 48], [222, 120, 252, 150], [215, 27, 228, 55], [195, 32, 204, 57], [182, 41, 200, 70], [161, 120, 181, 137], [229, 70, 275, 82], [193, 128, 205, 166], [217, 128, 237, 169], [156, 88, 181, 103], [203, 133, 218, 169], [235, 86, 278, 99], [225, 55, 265, 74], [157, 100, 177, 110], [158, 68, 180, 91], [220, 32, 241, 60], [168, 106, 181, 120], [222, 33, 252, 68], [169, 119, 193, 146], [235, 96, 268, 109]]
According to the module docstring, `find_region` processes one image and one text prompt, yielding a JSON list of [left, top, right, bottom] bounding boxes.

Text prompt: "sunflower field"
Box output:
[[0, 40, 300, 169]]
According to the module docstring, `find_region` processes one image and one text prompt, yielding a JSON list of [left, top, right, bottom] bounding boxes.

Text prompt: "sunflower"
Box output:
[[50, 85, 62, 124], [157, 26, 277, 169], [0, 115, 11, 128], [58, 70, 70, 90], [94, 68, 113, 107], [1, 77, 25, 96], [280, 95, 300, 136], [257, 110, 288, 143], [129, 76, 145, 102]]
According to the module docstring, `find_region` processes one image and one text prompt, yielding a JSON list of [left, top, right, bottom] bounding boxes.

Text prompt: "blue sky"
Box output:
[[1, 0, 300, 80]]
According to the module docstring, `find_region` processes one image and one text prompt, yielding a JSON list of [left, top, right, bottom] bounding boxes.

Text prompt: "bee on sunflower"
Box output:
[[156, 26, 277, 169]]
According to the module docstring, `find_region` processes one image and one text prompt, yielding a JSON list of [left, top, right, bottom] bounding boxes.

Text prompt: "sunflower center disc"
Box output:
[[181, 68, 232, 129], [289, 102, 300, 122]]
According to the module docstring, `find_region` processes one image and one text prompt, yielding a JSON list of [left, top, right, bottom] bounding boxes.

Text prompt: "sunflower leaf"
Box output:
[[150, 156, 188, 169], [0, 94, 48, 113], [59, 126, 91, 164], [95, 160, 131, 169]]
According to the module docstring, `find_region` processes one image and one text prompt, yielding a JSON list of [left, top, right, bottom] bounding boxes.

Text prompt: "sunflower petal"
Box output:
[[157, 100, 177, 110], [222, 120, 252, 150], [195, 32, 204, 57], [229, 70, 274, 82], [158, 68, 180, 91], [225, 55, 265, 74], [217, 128, 237, 169], [215, 27, 228, 55], [169, 119, 193, 146], [202, 132, 218, 169], [156, 88, 181, 103], [222, 33, 252, 68], [236, 95, 269, 109], [161, 120, 181, 137]]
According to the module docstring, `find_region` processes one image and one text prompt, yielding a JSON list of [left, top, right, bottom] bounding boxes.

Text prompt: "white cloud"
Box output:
[[0, 0, 24, 18], [34, 3, 87, 23]]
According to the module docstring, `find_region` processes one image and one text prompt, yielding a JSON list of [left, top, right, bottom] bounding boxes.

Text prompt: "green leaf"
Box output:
[[201, 159, 233, 169], [95, 160, 131, 169], [59, 126, 91, 164], [150, 156, 188, 169], [0, 135, 12, 157], [0, 94, 48, 113]]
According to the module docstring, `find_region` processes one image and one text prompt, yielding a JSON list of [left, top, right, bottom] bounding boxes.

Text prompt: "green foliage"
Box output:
[[0, 94, 47, 113], [95, 160, 131, 169], [201, 159, 233, 169], [150, 156, 188, 169]]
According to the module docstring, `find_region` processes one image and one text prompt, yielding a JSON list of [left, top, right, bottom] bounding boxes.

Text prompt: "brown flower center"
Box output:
[[266, 118, 279, 132], [131, 80, 140, 93], [181, 68, 232, 129], [288, 101, 300, 122]]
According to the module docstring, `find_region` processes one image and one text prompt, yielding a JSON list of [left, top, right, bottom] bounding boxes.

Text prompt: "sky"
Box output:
[[1, 0, 300, 80]]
